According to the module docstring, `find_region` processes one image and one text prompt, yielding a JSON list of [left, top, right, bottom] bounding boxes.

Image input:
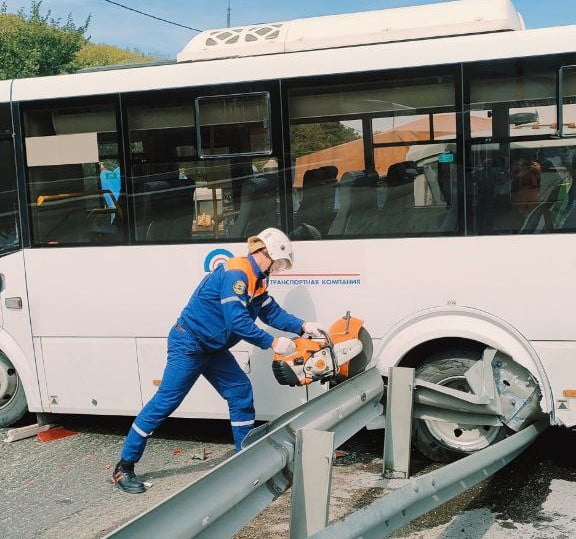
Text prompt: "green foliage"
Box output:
[[290, 122, 360, 160], [74, 42, 158, 70], [0, 1, 89, 79]]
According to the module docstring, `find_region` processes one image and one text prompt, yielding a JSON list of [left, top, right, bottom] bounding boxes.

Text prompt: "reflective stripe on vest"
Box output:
[[225, 257, 267, 301]]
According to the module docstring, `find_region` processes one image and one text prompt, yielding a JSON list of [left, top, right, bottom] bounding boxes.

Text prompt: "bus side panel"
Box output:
[[136, 337, 229, 420], [532, 341, 576, 427], [23, 246, 308, 419], [41, 337, 141, 414], [0, 251, 41, 411]]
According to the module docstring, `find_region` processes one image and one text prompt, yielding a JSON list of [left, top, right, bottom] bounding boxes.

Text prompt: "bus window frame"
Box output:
[[0, 102, 22, 256], [19, 94, 126, 248], [195, 91, 273, 160], [282, 64, 464, 239], [557, 65, 576, 138], [122, 81, 287, 245], [464, 55, 576, 236]]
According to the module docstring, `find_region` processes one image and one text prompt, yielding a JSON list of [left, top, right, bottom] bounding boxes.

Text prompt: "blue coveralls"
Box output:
[[120, 254, 304, 461]]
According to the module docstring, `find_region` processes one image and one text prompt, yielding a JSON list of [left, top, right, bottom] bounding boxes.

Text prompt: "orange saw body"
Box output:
[[272, 313, 373, 386]]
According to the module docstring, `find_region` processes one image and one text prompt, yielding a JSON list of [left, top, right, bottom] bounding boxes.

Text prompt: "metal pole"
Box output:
[[383, 367, 414, 479], [226, 0, 231, 28], [289, 429, 335, 538]]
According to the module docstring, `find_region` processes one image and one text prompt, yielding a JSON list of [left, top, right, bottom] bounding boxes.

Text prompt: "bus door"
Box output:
[[0, 101, 42, 417]]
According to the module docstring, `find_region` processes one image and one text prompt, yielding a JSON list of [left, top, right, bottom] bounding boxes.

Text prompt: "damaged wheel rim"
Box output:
[[423, 374, 501, 452]]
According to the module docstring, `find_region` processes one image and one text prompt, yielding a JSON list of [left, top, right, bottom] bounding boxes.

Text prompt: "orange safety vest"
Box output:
[[225, 257, 267, 301]]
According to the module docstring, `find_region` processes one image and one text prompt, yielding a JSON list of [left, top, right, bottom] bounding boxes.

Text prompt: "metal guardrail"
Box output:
[[311, 418, 548, 539], [108, 359, 547, 539], [107, 368, 384, 539]]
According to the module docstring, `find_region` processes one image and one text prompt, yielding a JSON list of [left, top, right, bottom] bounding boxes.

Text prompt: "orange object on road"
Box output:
[[37, 426, 78, 442]]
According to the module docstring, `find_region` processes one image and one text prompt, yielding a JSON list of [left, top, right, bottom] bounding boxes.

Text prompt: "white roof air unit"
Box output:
[[177, 0, 525, 62]]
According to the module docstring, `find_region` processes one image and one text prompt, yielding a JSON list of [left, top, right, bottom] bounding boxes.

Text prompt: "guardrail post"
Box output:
[[289, 429, 335, 538], [383, 367, 414, 479]]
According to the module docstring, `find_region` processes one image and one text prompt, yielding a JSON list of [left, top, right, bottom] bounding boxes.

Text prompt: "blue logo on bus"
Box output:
[[204, 249, 234, 272]]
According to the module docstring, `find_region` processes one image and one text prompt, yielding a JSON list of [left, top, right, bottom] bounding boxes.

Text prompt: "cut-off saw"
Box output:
[[272, 312, 373, 386]]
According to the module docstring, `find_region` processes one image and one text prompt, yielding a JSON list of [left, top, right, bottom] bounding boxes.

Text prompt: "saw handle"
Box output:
[[318, 328, 340, 379]]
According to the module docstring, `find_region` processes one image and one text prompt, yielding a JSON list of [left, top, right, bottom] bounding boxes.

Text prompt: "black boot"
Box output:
[[113, 461, 146, 494]]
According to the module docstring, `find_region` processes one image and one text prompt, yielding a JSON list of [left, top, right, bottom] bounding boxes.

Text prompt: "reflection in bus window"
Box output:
[[290, 120, 362, 238], [289, 76, 458, 239], [128, 94, 280, 243], [471, 141, 576, 234], [468, 60, 576, 235], [561, 67, 576, 137], [23, 103, 125, 245], [197, 93, 272, 158]]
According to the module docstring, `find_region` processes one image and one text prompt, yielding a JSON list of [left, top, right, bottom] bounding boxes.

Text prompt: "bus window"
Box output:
[[288, 75, 457, 239], [471, 66, 556, 138], [127, 99, 197, 242], [559, 66, 576, 137], [196, 92, 272, 158], [23, 102, 124, 246], [127, 94, 280, 243], [468, 59, 576, 235], [290, 120, 362, 239], [0, 133, 20, 253]]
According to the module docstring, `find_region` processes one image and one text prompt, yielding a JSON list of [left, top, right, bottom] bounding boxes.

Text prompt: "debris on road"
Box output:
[[37, 426, 78, 443], [3, 422, 57, 443]]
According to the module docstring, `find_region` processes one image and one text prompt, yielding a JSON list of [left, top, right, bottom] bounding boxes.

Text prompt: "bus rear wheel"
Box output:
[[413, 351, 508, 462], [0, 353, 28, 427]]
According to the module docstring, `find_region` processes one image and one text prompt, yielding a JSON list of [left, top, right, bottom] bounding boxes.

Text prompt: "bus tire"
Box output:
[[413, 350, 507, 462], [0, 353, 28, 427]]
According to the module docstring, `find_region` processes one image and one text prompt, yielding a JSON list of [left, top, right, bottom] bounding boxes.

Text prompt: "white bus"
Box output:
[[1, 0, 575, 461]]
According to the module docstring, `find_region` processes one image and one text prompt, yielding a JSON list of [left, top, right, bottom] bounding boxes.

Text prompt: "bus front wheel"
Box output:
[[412, 351, 508, 462], [0, 353, 28, 427]]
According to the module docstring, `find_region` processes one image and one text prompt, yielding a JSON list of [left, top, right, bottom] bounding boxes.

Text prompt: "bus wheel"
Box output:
[[413, 351, 507, 462], [0, 353, 28, 427]]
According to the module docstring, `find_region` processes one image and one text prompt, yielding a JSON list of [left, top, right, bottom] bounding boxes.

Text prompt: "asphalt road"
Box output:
[[1, 414, 575, 538]]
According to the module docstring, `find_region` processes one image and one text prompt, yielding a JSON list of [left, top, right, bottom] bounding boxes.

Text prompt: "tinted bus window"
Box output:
[[196, 93, 272, 158], [560, 66, 576, 137], [468, 60, 576, 235], [0, 104, 12, 134], [0, 134, 20, 253], [127, 91, 280, 243], [23, 101, 125, 246], [288, 74, 458, 239]]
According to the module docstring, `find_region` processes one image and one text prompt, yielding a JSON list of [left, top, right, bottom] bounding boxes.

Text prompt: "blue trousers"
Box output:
[[120, 325, 255, 463]]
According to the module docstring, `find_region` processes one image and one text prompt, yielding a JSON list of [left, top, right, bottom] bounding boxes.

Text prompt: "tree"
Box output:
[[290, 122, 360, 160], [0, 1, 89, 79], [74, 43, 159, 70]]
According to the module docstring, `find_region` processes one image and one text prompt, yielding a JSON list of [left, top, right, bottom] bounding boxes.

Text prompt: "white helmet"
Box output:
[[249, 228, 293, 272]]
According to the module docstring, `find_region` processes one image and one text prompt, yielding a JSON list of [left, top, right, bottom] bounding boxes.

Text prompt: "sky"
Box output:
[[3, 0, 576, 59]]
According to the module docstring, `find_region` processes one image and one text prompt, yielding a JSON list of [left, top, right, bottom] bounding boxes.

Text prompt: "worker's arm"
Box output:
[[257, 292, 304, 335], [220, 270, 275, 349]]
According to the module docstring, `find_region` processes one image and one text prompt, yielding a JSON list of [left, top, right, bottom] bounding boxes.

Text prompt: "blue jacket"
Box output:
[[177, 254, 304, 352]]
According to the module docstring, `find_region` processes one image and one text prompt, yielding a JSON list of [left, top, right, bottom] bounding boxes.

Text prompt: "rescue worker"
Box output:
[[113, 227, 323, 494]]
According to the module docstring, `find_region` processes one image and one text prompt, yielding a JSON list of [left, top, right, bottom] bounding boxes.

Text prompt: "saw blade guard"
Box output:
[[272, 313, 373, 386], [328, 316, 373, 383]]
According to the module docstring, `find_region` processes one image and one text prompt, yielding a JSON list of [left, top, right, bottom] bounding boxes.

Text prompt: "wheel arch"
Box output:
[[0, 329, 41, 412], [373, 306, 554, 416]]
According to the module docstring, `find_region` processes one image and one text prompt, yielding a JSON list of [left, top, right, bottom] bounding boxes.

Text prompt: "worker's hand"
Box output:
[[272, 336, 296, 356], [302, 321, 325, 338]]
